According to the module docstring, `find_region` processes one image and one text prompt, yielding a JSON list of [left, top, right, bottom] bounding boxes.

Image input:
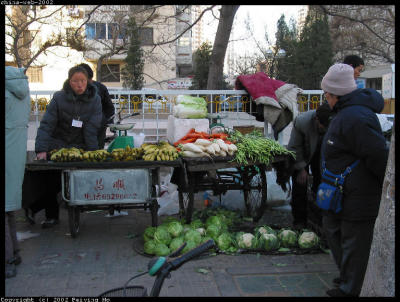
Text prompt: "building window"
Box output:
[[138, 27, 153, 46], [178, 36, 190, 47], [100, 64, 120, 82], [26, 66, 43, 83], [86, 23, 125, 40]]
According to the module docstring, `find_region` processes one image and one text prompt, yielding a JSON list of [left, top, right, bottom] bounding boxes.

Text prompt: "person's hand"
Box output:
[[296, 168, 308, 185], [35, 152, 47, 161]]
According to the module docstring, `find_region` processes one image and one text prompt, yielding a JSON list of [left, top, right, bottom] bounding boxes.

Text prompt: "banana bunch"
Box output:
[[50, 147, 83, 162], [142, 141, 179, 161], [110, 146, 144, 161], [124, 145, 144, 161], [82, 149, 111, 162]]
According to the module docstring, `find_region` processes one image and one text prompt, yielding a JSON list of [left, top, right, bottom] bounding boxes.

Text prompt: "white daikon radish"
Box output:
[[211, 142, 220, 153], [182, 150, 211, 158], [215, 139, 229, 152], [219, 150, 227, 157], [228, 143, 237, 152], [182, 143, 205, 153], [205, 144, 216, 156], [194, 139, 212, 146]]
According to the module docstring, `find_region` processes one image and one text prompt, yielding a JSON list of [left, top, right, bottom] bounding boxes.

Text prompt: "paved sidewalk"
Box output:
[[5, 205, 339, 297]]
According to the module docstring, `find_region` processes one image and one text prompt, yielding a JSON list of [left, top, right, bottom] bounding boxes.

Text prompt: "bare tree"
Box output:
[[318, 5, 395, 64], [360, 124, 395, 297], [207, 5, 239, 89], [5, 5, 100, 68]]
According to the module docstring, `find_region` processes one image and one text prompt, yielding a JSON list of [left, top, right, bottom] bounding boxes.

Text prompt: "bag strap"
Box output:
[[321, 153, 360, 178]]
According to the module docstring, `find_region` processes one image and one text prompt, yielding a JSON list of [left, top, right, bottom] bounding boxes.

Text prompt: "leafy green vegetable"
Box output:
[[154, 226, 172, 246], [167, 221, 184, 238], [144, 240, 157, 255], [255, 225, 277, 236], [169, 237, 185, 252], [181, 240, 197, 254], [259, 233, 280, 251], [184, 229, 202, 245], [154, 243, 170, 256], [237, 233, 256, 249], [298, 231, 320, 249], [206, 224, 221, 241], [217, 232, 233, 251], [278, 229, 298, 248], [143, 226, 156, 242]]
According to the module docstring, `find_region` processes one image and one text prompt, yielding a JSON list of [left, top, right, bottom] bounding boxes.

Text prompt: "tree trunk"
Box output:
[[360, 123, 395, 297], [207, 5, 239, 90]]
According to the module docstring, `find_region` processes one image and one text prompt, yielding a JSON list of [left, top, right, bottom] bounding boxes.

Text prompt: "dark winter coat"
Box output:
[[92, 80, 115, 125], [321, 88, 389, 221], [35, 80, 102, 152]]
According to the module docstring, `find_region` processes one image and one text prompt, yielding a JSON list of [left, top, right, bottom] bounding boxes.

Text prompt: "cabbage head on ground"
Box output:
[[169, 237, 185, 252], [154, 226, 172, 246], [259, 233, 280, 251], [167, 221, 184, 238], [184, 229, 202, 245], [143, 226, 156, 242], [255, 225, 277, 236], [181, 240, 197, 254], [144, 239, 157, 255], [237, 233, 257, 249], [154, 243, 170, 256], [298, 231, 320, 249], [278, 229, 298, 248], [217, 232, 234, 251]]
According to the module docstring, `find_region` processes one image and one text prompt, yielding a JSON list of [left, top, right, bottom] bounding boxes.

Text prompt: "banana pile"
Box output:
[[142, 141, 179, 161], [82, 150, 111, 162], [50, 147, 83, 162], [110, 146, 144, 161]]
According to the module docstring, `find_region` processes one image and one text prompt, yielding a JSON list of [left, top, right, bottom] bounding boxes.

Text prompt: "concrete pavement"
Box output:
[[5, 203, 339, 297]]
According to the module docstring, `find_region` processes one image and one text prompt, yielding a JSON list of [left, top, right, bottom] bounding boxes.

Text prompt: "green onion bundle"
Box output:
[[229, 130, 295, 165]]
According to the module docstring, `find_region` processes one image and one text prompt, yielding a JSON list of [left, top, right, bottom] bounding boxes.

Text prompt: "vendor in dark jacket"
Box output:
[[78, 63, 115, 149], [320, 63, 389, 297], [25, 66, 102, 228], [287, 102, 334, 230]]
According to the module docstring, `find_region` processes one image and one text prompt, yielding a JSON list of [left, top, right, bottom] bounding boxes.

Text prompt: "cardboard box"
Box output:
[[381, 99, 395, 114], [167, 115, 209, 144]]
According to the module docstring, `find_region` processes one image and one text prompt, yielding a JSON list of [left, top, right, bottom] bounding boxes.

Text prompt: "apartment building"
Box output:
[[5, 5, 195, 91]]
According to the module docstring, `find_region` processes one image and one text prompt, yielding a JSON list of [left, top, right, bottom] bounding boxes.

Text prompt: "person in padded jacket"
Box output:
[[320, 63, 389, 297], [26, 65, 102, 228]]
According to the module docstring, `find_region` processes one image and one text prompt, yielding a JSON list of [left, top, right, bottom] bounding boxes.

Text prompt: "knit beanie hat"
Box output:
[[321, 63, 357, 96]]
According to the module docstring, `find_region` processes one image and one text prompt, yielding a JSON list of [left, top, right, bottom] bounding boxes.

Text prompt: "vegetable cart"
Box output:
[[24, 152, 181, 238], [171, 155, 287, 223]]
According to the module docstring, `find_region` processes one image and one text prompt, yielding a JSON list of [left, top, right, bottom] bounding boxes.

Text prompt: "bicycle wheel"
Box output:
[[68, 206, 80, 238], [99, 286, 148, 297], [242, 165, 267, 222], [178, 189, 194, 223]]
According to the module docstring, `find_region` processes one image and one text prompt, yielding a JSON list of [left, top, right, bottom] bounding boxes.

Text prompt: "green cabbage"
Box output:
[[298, 231, 320, 249], [143, 226, 156, 242], [217, 232, 233, 251], [278, 229, 298, 248], [181, 240, 197, 254], [196, 228, 206, 236], [167, 221, 184, 238], [260, 233, 280, 251], [143, 239, 157, 255], [153, 226, 172, 245], [154, 243, 170, 256], [205, 215, 223, 229], [206, 224, 221, 241], [190, 219, 204, 229], [176, 95, 207, 106], [169, 237, 185, 252], [184, 229, 202, 245]]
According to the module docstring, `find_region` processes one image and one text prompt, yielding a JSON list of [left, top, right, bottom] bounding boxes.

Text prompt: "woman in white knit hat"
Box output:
[[319, 64, 389, 297]]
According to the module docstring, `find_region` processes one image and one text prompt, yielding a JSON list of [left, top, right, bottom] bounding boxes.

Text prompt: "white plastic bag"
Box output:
[[157, 185, 179, 216]]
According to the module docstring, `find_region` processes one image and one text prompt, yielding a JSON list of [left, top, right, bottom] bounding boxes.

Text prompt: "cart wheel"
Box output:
[[178, 189, 194, 223], [68, 206, 80, 238], [242, 165, 267, 222]]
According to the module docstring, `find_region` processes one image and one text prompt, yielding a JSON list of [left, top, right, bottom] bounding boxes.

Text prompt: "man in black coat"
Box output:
[[287, 103, 334, 230], [79, 63, 115, 149], [320, 63, 389, 297]]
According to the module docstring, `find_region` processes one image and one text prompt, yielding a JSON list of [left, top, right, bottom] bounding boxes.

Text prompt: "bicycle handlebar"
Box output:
[[149, 239, 215, 296], [169, 239, 215, 270]]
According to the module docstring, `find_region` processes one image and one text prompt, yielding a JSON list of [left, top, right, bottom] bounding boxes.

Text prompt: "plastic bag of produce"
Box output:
[[173, 95, 207, 119]]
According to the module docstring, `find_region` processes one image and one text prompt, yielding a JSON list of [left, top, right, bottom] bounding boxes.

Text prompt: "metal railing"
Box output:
[[29, 89, 327, 142]]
